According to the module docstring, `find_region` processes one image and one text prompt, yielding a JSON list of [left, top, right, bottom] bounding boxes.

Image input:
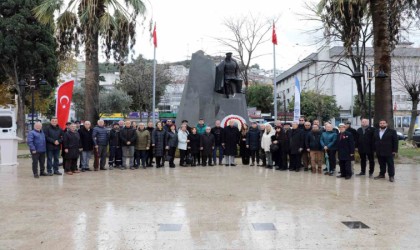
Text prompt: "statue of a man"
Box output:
[[215, 52, 243, 98]]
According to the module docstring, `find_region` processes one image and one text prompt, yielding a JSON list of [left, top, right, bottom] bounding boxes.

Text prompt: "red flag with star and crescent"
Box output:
[[153, 23, 157, 48], [272, 23, 278, 45], [56, 80, 74, 129]]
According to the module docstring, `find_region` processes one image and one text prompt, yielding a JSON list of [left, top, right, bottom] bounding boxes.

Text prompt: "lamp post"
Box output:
[[282, 90, 287, 123], [19, 74, 48, 130]]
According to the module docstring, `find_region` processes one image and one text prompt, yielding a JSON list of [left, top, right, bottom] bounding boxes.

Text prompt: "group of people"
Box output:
[[27, 116, 398, 182]]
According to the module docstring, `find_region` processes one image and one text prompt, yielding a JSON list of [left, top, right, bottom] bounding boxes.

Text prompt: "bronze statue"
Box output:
[[215, 52, 243, 98]]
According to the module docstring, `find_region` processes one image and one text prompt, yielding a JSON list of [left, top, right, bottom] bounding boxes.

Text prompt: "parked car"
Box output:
[[396, 131, 407, 141], [412, 130, 420, 146]]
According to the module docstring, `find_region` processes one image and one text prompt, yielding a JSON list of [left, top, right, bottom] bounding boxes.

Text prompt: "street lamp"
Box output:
[[19, 74, 48, 130], [282, 90, 287, 123]]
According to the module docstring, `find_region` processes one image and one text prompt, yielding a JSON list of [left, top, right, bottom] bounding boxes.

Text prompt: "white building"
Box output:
[[276, 44, 420, 129]]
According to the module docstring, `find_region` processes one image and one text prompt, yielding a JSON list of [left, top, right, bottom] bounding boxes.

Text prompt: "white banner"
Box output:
[[293, 76, 301, 122]]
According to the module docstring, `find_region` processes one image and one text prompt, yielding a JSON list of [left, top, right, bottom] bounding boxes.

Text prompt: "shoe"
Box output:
[[261, 164, 266, 167], [34, 174, 39, 178], [85, 168, 92, 171], [356, 172, 365, 176], [324, 171, 330, 175], [54, 171, 62, 175], [336, 175, 345, 178], [65, 172, 73, 175], [108, 165, 114, 170], [250, 163, 255, 166], [81, 169, 86, 172], [369, 174, 373, 178], [94, 168, 99, 171], [389, 177, 394, 182], [280, 168, 287, 171], [225, 164, 229, 167], [275, 167, 281, 170], [47, 173, 54, 176], [40, 172, 48, 176], [266, 165, 273, 169], [374, 175, 385, 180], [304, 167, 309, 171], [323, 167, 328, 171], [209, 164, 214, 166], [73, 170, 80, 173], [100, 167, 107, 170], [147, 164, 153, 167], [156, 165, 161, 168], [202, 164, 207, 167], [328, 171, 334, 176], [230, 164, 236, 167], [130, 167, 135, 170], [345, 176, 352, 180], [192, 164, 196, 167], [121, 167, 126, 170]]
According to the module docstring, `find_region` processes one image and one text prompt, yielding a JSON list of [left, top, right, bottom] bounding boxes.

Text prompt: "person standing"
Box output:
[[374, 119, 398, 182], [63, 123, 82, 175], [108, 123, 122, 170], [246, 122, 261, 166], [196, 118, 207, 135], [134, 123, 150, 169], [261, 124, 274, 169], [258, 124, 266, 167], [146, 121, 155, 167], [281, 123, 292, 170], [223, 120, 240, 166], [211, 120, 225, 165], [271, 126, 283, 170], [120, 120, 137, 170], [321, 123, 338, 176], [177, 124, 189, 167], [356, 118, 376, 177], [188, 127, 201, 166], [44, 117, 63, 176], [306, 124, 324, 174], [239, 124, 250, 165], [92, 120, 109, 171], [27, 122, 47, 178], [200, 127, 215, 166], [302, 122, 312, 171], [152, 122, 167, 168], [289, 122, 304, 172], [181, 120, 192, 134], [166, 124, 178, 168], [61, 122, 72, 170], [336, 123, 355, 179], [78, 121, 94, 172]]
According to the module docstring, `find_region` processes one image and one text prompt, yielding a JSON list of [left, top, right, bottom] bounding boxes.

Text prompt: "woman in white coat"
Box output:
[[177, 124, 189, 166], [261, 124, 275, 168]]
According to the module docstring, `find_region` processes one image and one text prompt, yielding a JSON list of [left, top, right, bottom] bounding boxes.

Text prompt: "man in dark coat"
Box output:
[[44, 117, 63, 175], [223, 120, 240, 166], [146, 121, 155, 167], [281, 123, 292, 170], [63, 123, 82, 175], [289, 122, 304, 171], [246, 122, 261, 166], [374, 119, 398, 182], [355, 118, 376, 177], [337, 123, 355, 179], [108, 123, 122, 169], [200, 127, 215, 166], [78, 121, 94, 172], [259, 124, 266, 166], [120, 120, 137, 170], [93, 120, 109, 170], [302, 122, 312, 171], [211, 120, 225, 165]]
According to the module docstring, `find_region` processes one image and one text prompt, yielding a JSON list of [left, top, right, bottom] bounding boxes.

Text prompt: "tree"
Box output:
[[246, 84, 273, 113], [0, 0, 58, 139], [216, 14, 278, 88], [393, 59, 420, 141], [34, 0, 146, 123], [353, 94, 375, 118], [288, 91, 340, 122], [118, 55, 170, 113]]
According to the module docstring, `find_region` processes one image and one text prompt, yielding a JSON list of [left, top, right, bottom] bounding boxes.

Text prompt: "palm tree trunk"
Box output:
[[407, 100, 419, 141], [84, 29, 100, 123], [371, 0, 394, 128]]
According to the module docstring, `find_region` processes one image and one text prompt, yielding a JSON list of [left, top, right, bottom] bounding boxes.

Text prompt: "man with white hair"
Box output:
[[336, 123, 355, 179], [27, 122, 47, 178], [92, 120, 109, 170], [120, 120, 137, 169], [79, 121, 94, 171], [320, 123, 338, 176], [200, 126, 215, 166], [356, 118, 376, 177], [223, 120, 240, 166]]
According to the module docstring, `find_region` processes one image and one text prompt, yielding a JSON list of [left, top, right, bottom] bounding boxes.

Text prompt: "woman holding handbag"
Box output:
[[187, 127, 201, 167]]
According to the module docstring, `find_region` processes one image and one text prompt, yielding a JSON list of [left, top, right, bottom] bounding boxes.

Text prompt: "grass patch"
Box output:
[[398, 141, 420, 159], [18, 143, 29, 151]]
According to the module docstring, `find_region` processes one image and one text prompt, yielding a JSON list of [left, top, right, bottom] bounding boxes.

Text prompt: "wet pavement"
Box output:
[[1, 159, 420, 249]]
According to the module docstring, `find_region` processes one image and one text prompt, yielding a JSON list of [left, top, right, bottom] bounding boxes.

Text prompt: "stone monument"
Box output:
[[176, 51, 249, 128]]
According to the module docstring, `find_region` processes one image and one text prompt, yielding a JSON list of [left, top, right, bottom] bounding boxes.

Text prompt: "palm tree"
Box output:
[[34, 0, 146, 122]]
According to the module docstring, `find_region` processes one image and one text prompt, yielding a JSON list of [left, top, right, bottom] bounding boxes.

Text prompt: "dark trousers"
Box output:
[[326, 150, 337, 171], [46, 149, 60, 173], [273, 150, 284, 168], [168, 147, 176, 166], [360, 152, 375, 174], [283, 150, 291, 169], [212, 145, 224, 164], [250, 149, 260, 164], [179, 149, 187, 165], [155, 156, 163, 167], [65, 158, 78, 172], [31, 152, 46, 175], [377, 155, 395, 177], [289, 154, 300, 170], [339, 159, 352, 177], [241, 155, 250, 165], [109, 146, 122, 167], [192, 153, 200, 165], [202, 153, 212, 165], [97, 145, 107, 168], [134, 149, 148, 167], [147, 146, 154, 166], [260, 149, 266, 166]]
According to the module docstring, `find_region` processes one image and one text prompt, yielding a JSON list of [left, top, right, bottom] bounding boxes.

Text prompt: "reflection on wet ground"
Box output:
[[1, 159, 420, 249]]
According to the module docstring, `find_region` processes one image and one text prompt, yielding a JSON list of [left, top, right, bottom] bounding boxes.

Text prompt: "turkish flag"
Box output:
[[56, 80, 74, 129], [153, 23, 157, 48], [272, 23, 278, 45]]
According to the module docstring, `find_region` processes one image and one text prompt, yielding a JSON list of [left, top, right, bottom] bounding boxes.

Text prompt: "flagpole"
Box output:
[[152, 45, 156, 126], [273, 43, 277, 122]]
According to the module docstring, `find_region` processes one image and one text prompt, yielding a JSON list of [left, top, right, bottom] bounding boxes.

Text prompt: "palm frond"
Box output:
[[33, 0, 64, 26]]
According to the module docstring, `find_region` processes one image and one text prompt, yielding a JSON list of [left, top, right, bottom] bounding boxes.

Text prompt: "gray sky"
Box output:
[[134, 0, 322, 70]]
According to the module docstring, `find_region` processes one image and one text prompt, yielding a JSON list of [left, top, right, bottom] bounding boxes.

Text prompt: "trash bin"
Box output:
[[0, 135, 20, 166]]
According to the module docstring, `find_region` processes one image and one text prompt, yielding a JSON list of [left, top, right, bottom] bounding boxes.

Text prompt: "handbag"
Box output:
[[270, 143, 279, 153], [185, 152, 193, 165], [165, 151, 172, 162]]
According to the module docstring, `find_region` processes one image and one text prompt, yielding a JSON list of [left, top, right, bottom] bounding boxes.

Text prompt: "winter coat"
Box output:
[[196, 123, 207, 135], [346, 127, 358, 144], [27, 129, 46, 153], [152, 129, 167, 157], [92, 126, 109, 146], [177, 130, 189, 150], [223, 125, 240, 156], [211, 126, 225, 146], [109, 129, 121, 147], [239, 132, 250, 157], [356, 126, 375, 154], [63, 130, 81, 159], [279, 129, 292, 153], [374, 128, 398, 157], [147, 127, 154, 146], [200, 133, 215, 155], [78, 126, 94, 151], [43, 124, 63, 150], [120, 127, 137, 146], [188, 133, 201, 154], [135, 129, 150, 150], [246, 127, 261, 151], [337, 131, 355, 161], [306, 130, 323, 151], [261, 129, 275, 152], [302, 128, 312, 149], [166, 130, 178, 148], [320, 131, 338, 150], [289, 128, 305, 154]]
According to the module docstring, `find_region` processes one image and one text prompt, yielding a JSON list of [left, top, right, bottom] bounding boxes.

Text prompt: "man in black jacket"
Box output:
[[374, 119, 398, 182], [120, 120, 137, 169], [44, 117, 63, 176], [289, 122, 304, 171], [356, 118, 376, 177], [109, 123, 121, 169], [246, 122, 261, 166], [223, 121, 240, 166], [79, 121, 94, 171], [282, 123, 292, 170], [146, 121, 155, 167], [211, 120, 225, 165], [337, 123, 355, 179]]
